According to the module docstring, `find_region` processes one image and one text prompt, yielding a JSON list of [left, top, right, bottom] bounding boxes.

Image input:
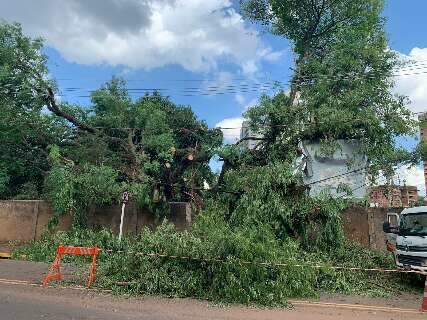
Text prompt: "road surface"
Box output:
[[0, 260, 425, 320]]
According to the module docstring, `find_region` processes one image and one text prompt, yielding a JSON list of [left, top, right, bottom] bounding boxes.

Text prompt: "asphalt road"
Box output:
[[0, 260, 425, 320]]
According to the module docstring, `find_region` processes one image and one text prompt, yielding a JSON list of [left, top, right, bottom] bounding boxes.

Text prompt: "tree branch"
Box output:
[[45, 87, 96, 134], [235, 136, 266, 145]]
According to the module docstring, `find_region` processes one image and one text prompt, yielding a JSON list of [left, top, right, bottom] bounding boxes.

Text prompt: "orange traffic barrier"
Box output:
[[43, 245, 100, 288]]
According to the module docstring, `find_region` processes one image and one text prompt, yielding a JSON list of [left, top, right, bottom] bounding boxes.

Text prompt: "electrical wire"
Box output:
[[216, 111, 427, 131], [305, 167, 367, 186], [24, 62, 427, 99], [6, 63, 427, 99], [91, 111, 426, 131]]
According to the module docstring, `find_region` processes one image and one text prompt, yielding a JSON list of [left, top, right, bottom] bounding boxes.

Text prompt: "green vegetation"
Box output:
[[14, 215, 420, 306], [2, 0, 425, 306]]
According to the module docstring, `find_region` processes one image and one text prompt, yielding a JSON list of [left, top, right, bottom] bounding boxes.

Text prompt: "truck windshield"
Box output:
[[400, 212, 427, 236]]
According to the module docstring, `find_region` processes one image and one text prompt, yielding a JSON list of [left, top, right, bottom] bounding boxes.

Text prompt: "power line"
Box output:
[[7, 63, 427, 99], [51, 59, 427, 83], [153, 166, 369, 194], [90, 111, 426, 131], [58, 64, 427, 93], [305, 167, 367, 186], [56, 82, 281, 97], [215, 111, 427, 131], [38, 63, 427, 97]]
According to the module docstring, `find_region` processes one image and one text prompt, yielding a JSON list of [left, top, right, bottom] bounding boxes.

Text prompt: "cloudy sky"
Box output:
[[1, 0, 427, 193]]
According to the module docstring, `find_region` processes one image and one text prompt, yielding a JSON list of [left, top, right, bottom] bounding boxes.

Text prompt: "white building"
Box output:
[[301, 140, 367, 198], [239, 120, 263, 150], [240, 125, 367, 198]]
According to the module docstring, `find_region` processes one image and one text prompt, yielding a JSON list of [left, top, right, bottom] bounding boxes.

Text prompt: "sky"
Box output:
[[1, 0, 427, 194]]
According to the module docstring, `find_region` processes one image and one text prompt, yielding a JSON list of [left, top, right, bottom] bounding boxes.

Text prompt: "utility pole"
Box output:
[[119, 191, 129, 242]]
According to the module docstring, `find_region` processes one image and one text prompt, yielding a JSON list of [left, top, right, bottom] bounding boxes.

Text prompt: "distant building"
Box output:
[[419, 113, 427, 199], [301, 140, 367, 198], [239, 123, 367, 198], [239, 120, 263, 150], [369, 185, 418, 208]]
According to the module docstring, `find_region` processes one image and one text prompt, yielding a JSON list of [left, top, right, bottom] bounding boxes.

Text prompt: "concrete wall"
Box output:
[[0, 201, 393, 251], [0, 201, 42, 242], [0, 200, 192, 242], [342, 206, 392, 250], [342, 206, 370, 247]]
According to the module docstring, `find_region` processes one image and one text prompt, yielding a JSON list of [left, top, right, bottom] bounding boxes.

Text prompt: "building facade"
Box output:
[[369, 185, 418, 208], [239, 123, 368, 198], [419, 113, 427, 196], [301, 140, 367, 198], [239, 120, 263, 150]]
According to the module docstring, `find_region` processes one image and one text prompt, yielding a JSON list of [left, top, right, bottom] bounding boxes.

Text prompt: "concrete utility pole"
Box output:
[[119, 191, 129, 242]]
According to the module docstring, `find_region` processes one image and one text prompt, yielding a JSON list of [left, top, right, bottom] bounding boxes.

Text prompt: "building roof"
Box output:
[[401, 206, 427, 215], [369, 185, 418, 191]]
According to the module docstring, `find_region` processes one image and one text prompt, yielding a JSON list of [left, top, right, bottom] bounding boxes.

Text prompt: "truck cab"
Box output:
[[383, 206, 427, 273]]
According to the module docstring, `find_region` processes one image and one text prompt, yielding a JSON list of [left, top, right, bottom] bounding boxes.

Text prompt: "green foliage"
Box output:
[[0, 166, 10, 195], [215, 0, 416, 252], [412, 141, 427, 163], [0, 23, 64, 199], [241, 0, 377, 56], [2, 8, 423, 305], [14, 213, 419, 306], [44, 147, 125, 227], [0, 22, 50, 111], [49, 82, 222, 220], [218, 160, 347, 250], [0, 22, 221, 225]]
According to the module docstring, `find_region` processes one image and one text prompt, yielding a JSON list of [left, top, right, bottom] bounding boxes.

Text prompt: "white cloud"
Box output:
[[201, 71, 233, 95], [235, 94, 245, 105], [215, 95, 256, 144], [241, 60, 258, 75], [394, 48, 427, 114], [395, 165, 426, 197], [215, 117, 243, 144], [407, 47, 427, 60], [374, 165, 426, 196], [0, 0, 280, 74], [257, 47, 285, 62]]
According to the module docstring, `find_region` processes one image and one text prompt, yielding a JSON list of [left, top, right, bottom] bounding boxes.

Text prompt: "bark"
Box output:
[[235, 136, 266, 145], [45, 88, 96, 133]]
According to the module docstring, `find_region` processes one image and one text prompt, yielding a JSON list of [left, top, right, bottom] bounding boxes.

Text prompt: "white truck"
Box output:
[[383, 206, 427, 272]]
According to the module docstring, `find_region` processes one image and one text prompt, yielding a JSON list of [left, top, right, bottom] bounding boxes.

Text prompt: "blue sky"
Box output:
[[1, 0, 427, 193], [45, 30, 292, 134]]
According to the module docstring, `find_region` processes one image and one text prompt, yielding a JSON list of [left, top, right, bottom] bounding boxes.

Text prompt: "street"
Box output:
[[0, 260, 425, 320]]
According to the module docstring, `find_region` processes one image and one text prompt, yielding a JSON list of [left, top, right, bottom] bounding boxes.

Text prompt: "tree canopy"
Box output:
[[212, 0, 418, 248], [0, 22, 222, 226]]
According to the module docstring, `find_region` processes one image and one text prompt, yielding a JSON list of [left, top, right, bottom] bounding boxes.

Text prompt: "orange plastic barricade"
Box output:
[[43, 245, 100, 288]]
